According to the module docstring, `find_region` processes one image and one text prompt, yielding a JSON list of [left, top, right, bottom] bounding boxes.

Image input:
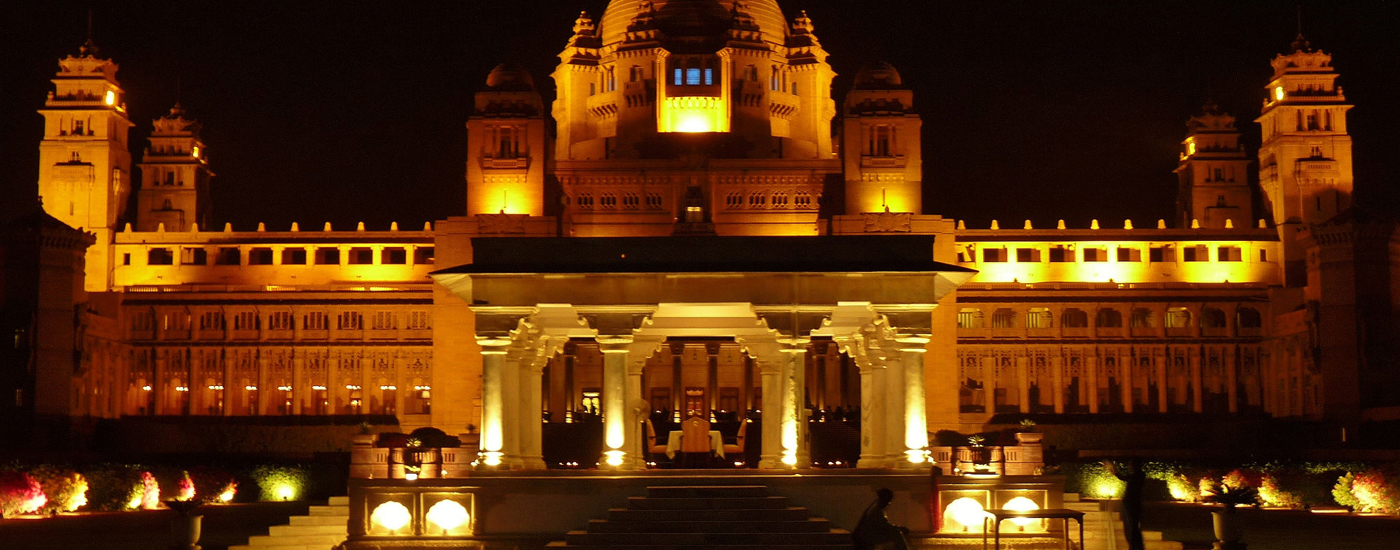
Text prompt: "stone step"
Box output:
[[230, 545, 319, 550], [289, 514, 350, 527], [646, 485, 770, 499], [307, 505, 350, 516], [587, 518, 831, 534], [268, 524, 348, 537], [564, 529, 852, 547], [327, 496, 350, 506], [627, 496, 790, 510], [608, 507, 813, 522], [547, 543, 853, 550], [243, 533, 345, 547]]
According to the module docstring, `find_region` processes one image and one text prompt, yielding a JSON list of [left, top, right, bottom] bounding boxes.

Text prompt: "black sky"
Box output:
[[2, 1, 1398, 230]]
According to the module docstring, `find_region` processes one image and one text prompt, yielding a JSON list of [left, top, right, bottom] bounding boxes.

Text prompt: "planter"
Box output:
[[1014, 432, 1043, 445], [1212, 509, 1241, 543], [171, 513, 202, 550]]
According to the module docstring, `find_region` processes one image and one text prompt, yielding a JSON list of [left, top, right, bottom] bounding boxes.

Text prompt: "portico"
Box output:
[[431, 235, 973, 470]]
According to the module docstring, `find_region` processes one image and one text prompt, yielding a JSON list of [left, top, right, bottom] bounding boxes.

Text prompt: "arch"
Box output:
[[1236, 307, 1263, 328], [1062, 308, 1089, 328], [1200, 307, 1227, 328], [991, 308, 1016, 329], [1096, 308, 1123, 328], [1130, 308, 1155, 328], [1026, 307, 1053, 329], [1165, 307, 1192, 328]]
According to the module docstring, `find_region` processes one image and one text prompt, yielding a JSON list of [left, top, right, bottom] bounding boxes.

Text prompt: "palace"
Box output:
[[4, 0, 1399, 470]]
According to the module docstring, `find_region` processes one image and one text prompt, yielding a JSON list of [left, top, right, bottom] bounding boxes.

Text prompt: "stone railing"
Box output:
[[349, 433, 479, 479], [932, 432, 1045, 477]]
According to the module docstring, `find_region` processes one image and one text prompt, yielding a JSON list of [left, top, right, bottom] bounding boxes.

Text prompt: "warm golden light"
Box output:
[[1273, 86, 1285, 101], [275, 484, 295, 501], [944, 497, 990, 532], [603, 450, 625, 467], [218, 488, 235, 503], [426, 500, 470, 533], [1004, 496, 1041, 528], [659, 97, 728, 133], [371, 501, 412, 533], [1186, 139, 1196, 156], [104, 90, 116, 106], [192, 146, 201, 159]]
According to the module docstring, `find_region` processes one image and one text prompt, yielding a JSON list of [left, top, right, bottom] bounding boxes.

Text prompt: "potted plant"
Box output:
[[352, 421, 375, 446], [1204, 483, 1257, 549], [164, 499, 204, 550], [966, 434, 992, 468], [1014, 419, 1043, 445], [460, 424, 481, 455]]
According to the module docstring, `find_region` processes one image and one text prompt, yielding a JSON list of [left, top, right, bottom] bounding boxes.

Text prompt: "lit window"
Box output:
[[1274, 86, 1285, 101], [686, 68, 702, 86], [104, 90, 116, 106], [674, 68, 683, 86], [704, 68, 713, 85]]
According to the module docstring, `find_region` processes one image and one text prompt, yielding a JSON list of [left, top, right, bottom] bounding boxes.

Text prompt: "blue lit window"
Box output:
[[704, 69, 713, 85], [674, 69, 683, 86], [686, 68, 702, 86]]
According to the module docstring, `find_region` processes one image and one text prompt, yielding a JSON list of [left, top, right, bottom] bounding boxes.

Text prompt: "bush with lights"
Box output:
[[82, 464, 145, 511], [1061, 461, 1125, 500], [189, 466, 237, 504], [29, 466, 87, 514], [0, 470, 47, 518], [250, 464, 310, 502], [1349, 467, 1400, 514]]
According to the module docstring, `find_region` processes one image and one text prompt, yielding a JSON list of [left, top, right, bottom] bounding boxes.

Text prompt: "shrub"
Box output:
[[1352, 467, 1400, 514], [139, 471, 160, 509], [83, 465, 144, 511], [1334, 472, 1362, 511], [1222, 469, 1263, 490], [0, 471, 47, 518], [1061, 461, 1126, 499], [29, 466, 87, 514], [250, 465, 310, 502], [189, 466, 237, 504], [1166, 474, 1201, 502]]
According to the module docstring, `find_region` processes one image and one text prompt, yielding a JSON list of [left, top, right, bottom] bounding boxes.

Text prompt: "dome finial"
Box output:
[[1291, 5, 1310, 52]]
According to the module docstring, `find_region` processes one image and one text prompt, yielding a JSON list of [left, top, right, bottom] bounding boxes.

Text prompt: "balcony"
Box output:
[[301, 329, 329, 340], [1129, 327, 1158, 338], [958, 327, 991, 339], [1062, 327, 1091, 338], [991, 327, 1026, 339], [1026, 327, 1056, 339], [265, 329, 294, 341], [1201, 327, 1228, 338], [368, 329, 398, 340], [1165, 327, 1195, 338], [1238, 326, 1264, 338], [403, 329, 432, 341], [196, 329, 225, 341], [231, 329, 259, 341], [1096, 327, 1124, 338], [334, 329, 364, 341]]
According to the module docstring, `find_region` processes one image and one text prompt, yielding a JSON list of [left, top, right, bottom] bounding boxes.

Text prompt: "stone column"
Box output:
[[883, 351, 906, 467], [1190, 348, 1204, 413], [292, 353, 305, 415], [1120, 358, 1133, 414], [153, 353, 168, 416], [520, 354, 547, 470], [1087, 355, 1100, 414], [476, 338, 510, 467], [1051, 354, 1065, 414], [859, 358, 888, 469], [501, 350, 522, 469], [598, 337, 632, 468], [758, 355, 786, 469], [1226, 347, 1239, 414], [898, 337, 931, 467], [780, 343, 809, 468], [1016, 354, 1030, 414], [626, 353, 648, 468], [1156, 353, 1169, 414], [257, 353, 270, 416]]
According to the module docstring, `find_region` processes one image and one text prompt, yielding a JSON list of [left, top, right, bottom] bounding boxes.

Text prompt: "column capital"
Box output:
[[476, 337, 512, 355], [596, 336, 635, 354], [896, 335, 930, 352]]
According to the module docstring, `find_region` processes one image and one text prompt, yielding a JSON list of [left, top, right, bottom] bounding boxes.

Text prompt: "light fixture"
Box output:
[[312, 385, 327, 391], [277, 385, 293, 391], [603, 450, 625, 467], [218, 488, 234, 503], [481, 451, 503, 467], [370, 501, 411, 533], [208, 385, 224, 391], [275, 485, 295, 501], [141, 385, 152, 391], [245, 385, 258, 391], [944, 497, 990, 533], [426, 500, 470, 533], [1003, 496, 1041, 529], [1274, 86, 1285, 101], [104, 90, 116, 106], [175, 386, 189, 392]]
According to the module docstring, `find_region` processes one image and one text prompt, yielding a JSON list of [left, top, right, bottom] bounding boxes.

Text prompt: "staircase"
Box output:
[[547, 485, 853, 550], [229, 496, 349, 550], [1064, 494, 1182, 550]]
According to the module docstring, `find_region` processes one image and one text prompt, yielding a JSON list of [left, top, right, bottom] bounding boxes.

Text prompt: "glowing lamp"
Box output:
[[141, 385, 152, 391], [370, 501, 412, 533], [104, 90, 116, 106], [1003, 496, 1041, 528], [191, 146, 200, 159], [675, 112, 716, 133], [404, 473, 419, 481], [219, 488, 235, 503], [481, 451, 503, 467], [426, 500, 470, 533], [1274, 86, 1285, 101], [944, 497, 990, 532], [905, 450, 926, 464], [604, 450, 625, 467], [128, 494, 143, 510], [275, 485, 295, 501]]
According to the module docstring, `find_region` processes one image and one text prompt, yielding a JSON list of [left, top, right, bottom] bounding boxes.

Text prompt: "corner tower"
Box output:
[[135, 104, 213, 232], [841, 62, 923, 215], [1175, 102, 1252, 229], [1256, 33, 1354, 284], [36, 39, 134, 291], [465, 64, 549, 217]]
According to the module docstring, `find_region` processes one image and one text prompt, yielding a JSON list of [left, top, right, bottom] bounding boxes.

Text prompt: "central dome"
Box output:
[[599, 0, 788, 47]]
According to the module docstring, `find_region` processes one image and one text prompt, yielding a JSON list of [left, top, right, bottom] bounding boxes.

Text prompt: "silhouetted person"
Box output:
[[1105, 458, 1146, 550], [853, 488, 910, 550]]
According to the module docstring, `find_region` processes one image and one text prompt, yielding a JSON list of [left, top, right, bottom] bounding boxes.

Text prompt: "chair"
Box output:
[[678, 417, 713, 468], [722, 421, 747, 465], [644, 419, 668, 463]]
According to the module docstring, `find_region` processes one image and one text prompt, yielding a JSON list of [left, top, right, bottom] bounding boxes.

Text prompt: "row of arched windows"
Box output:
[[959, 306, 1263, 331], [723, 191, 815, 209]]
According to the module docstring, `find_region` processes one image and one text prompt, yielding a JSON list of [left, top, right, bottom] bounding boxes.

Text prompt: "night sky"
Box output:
[[2, 1, 1398, 231]]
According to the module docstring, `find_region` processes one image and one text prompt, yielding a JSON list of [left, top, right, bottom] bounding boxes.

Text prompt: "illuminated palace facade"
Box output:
[[9, 0, 1398, 463]]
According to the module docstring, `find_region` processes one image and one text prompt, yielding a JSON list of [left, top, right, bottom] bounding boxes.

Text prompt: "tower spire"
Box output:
[[81, 8, 99, 56], [1291, 5, 1310, 52]]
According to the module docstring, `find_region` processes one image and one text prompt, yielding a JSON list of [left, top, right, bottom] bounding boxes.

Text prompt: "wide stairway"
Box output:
[[229, 495, 348, 550], [1064, 494, 1182, 550], [546, 485, 853, 550]]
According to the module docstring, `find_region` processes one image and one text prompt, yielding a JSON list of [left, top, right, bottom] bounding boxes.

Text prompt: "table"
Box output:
[[982, 508, 1084, 550], [664, 430, 724, 458]]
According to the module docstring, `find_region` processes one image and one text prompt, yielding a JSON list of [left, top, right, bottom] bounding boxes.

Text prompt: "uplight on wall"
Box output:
[[370, 501, 412, 534], [659, 97, 728, 133], [425, 499, 470, 535]]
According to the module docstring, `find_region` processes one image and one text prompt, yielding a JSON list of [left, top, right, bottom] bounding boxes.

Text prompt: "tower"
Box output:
[[36, 39, 134, 291], [841, 61, 923, 214], [1175, 102, 1253, 229], [135, 104, 213, 232], [1256, 33, 1354, 285], [465, 64, 549, 217]]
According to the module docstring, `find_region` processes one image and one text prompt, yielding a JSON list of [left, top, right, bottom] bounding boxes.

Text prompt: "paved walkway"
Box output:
[[1142, 502, 1400, 550], [0, 501, 311, 550]]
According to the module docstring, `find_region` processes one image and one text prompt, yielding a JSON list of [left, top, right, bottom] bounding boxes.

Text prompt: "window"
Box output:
[[1150, 246, 1175, 263], [1049, 246, 1072, 262], [794, 192, 812, 207], [645, 193, 663, 209], [1130, 308, 1155, 328], [313, 248, 339, 265], [248, 248, 274, 265], [382, 247, 407, 265], [982, 248, 1007, 262], [407, 311, 431, 330], [338, 311, 363, 330], [372, 311, 396, 330], [1083, 248, 1107, 262], [199, 312, 225, 330], [123, 253, 131, 266], [1062, 308, 1089, 328], [148, 248, 174, 265], [1259, 249, 1269, 262], [233, 311, 258, 331], [772, 193, 789, 207], [748, 193, 766, 207], [1213, 168, 1224, 182], [956, 309, 984, 329], [181, 247, 207, 265], [1096, 308, 1123, 328], [348, 248, 374, 265], [991, 308, 1016, 329], [268, 311, 294, 331], [414, 247, 435, 265], [282, 248, 307, 265], [1165, 307, 1192, 328], [1117, 247, 1141, 262], [1200, 308, 1227, 328], [630, 65, 644, 82], [1016, 248, 1041, 263], [215, 247, 241, 265], [130, 311, 155, 331], [575, 193, 593, 208], [1237, 307, 1262, 329], [1183, 245, 1209, 262], [600, 194, 617, 208], [1218, 246, 1242, 262], [1026, 308, 1053, 329], [622, 193, 640, 209], [304, 311, 328, 330]]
